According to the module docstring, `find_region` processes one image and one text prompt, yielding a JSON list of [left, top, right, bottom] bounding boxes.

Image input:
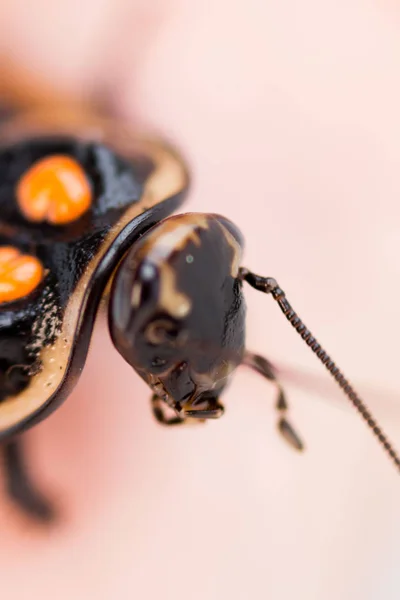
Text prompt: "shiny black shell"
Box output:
[[0, 108, 189, 440], [109, 213, 245, 409]]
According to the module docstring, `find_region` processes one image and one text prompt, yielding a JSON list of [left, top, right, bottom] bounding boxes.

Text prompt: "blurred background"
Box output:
[[1, 1, 400, 599]]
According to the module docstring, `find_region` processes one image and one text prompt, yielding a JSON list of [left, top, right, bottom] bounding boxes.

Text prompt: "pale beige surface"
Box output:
[[0, 1, 400, 599]]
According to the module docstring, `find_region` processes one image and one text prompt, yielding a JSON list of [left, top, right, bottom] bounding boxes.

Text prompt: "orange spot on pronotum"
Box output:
[[0, 247, 44, 303], [17, 155, 92, 225]]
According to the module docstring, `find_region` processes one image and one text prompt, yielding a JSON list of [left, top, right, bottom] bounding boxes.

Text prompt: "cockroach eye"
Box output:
[[145, 319, 180, 345]]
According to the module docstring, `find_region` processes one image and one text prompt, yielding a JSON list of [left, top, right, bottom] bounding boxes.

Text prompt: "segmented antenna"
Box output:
[[239, 267, 400, 473]]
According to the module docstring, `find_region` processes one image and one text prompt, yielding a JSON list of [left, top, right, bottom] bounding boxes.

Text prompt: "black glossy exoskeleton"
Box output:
[[0, 105, 398, 521]]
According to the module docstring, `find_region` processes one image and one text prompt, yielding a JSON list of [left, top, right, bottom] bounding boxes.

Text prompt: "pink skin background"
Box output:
[[0, 1, 400, 598]]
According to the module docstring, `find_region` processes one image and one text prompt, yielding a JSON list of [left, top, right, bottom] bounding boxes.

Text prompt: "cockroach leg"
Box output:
[[3, 439, 55, 522], [243, 352, 304, 451]]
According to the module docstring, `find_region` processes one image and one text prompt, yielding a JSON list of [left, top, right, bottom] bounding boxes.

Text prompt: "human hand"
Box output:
[[1, 2, 400, 599]]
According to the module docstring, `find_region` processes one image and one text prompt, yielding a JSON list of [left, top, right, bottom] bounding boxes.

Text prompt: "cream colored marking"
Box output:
[[216, 221, 242, 278], [158, 263, 190, 318], [0, 107, 189, 433], [130, 282, 142, 308], [134, 213, 209, 263], [135, 214, 209, 319]]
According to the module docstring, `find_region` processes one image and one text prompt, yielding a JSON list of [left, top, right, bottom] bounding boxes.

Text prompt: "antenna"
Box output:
[[240, 267, 400, 473]]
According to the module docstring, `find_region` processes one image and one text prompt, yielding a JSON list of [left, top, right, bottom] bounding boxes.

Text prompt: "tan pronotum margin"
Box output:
[[0, 107, 189, 433]]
